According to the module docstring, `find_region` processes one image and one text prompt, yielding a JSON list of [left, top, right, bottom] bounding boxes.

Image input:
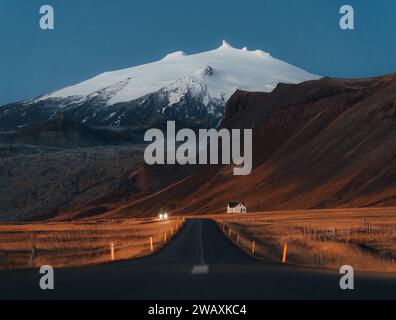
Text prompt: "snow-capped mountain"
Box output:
[[0, 41, 320, 132]]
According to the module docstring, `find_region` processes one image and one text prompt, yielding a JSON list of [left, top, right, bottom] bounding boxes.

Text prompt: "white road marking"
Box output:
[[191, 265, 209, 275], [190, 221, 209, 275], [199, 220, 205, 264]]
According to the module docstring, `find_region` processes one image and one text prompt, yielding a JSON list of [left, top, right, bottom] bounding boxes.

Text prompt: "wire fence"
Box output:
[[216, 217, 396, 270], [0, 217, 186, 270]]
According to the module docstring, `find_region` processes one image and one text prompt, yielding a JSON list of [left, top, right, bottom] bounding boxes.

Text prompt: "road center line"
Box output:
[[199, 221, 205, 264], [190, 265, 209, 275]]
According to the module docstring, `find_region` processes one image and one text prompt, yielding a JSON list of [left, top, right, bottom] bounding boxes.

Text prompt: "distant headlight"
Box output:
[[164, 213, 168, 219], [159, 213, 164, 220]]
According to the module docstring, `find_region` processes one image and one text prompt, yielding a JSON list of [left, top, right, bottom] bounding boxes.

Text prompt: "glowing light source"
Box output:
[[159, 212, 169, 220]]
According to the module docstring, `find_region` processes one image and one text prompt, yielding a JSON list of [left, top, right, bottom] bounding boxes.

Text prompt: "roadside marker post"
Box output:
[[282, 243, 288, 264], [164, 232, 167, 242], [171, 227, 174, 236], [228, 228, 232, 237], [110, 242, 115, 261], [251, 240, 256, 255], [150, 237, 154, 252], [237, 234, 240, 244]]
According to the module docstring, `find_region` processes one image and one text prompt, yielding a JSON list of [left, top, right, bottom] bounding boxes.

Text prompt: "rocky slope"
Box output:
[[0, 145, 144, 221], [78, 73, 396, 217], [0, 116, 139, 148], [4, 74, 396, 221]]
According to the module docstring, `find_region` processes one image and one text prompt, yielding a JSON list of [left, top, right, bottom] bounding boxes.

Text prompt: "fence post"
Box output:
[[110, 242, 115, 261], [29, 239, 37, 266], [282, 243, 287, 264], [251, 240, 256, 255], [150, 236, 154, 252], [31, 239, 37, 255]]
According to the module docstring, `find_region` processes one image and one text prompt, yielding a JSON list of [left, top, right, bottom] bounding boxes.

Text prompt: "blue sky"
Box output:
[[0, 0, 395, 105]]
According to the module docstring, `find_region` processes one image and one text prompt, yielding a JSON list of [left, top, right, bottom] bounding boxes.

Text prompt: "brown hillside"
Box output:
[[63, 74, 396, 218]]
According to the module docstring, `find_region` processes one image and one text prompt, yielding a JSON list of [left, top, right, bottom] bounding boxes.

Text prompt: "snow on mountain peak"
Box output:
[[219, 40, 234, 50], [35, 41, 320, 107], [253, 49, 271, 58], [195, 66, 214, 77], [162, 51, 187, 61]]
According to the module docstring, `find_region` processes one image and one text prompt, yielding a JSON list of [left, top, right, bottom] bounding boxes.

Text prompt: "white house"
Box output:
[[227, 202, 247, 214]]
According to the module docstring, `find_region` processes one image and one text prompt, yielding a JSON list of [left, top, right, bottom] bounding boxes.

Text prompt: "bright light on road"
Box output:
[[159, 212, 168, 220]]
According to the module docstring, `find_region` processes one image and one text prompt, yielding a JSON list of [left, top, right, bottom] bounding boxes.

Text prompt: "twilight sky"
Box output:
[[0, 0, 395, 105]]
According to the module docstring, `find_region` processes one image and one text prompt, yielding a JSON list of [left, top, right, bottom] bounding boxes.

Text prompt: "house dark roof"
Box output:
[[228, 202, 245, 208]]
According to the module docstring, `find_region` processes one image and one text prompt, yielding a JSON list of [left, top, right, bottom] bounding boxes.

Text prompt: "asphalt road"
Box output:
[[1, 219, 396, 300]]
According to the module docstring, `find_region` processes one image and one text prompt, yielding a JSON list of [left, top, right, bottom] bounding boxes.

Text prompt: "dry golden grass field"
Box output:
[[3, 207, 396, 272], [0, 217, 184, 270], [206, 207, 396, 272]]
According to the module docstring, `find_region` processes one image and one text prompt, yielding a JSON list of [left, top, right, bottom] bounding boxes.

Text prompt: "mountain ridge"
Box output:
[[0, 41, 319, 132], [60, 73, 396, 218], [2, 73, 396, 221], [0, 116, 140, 148]]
